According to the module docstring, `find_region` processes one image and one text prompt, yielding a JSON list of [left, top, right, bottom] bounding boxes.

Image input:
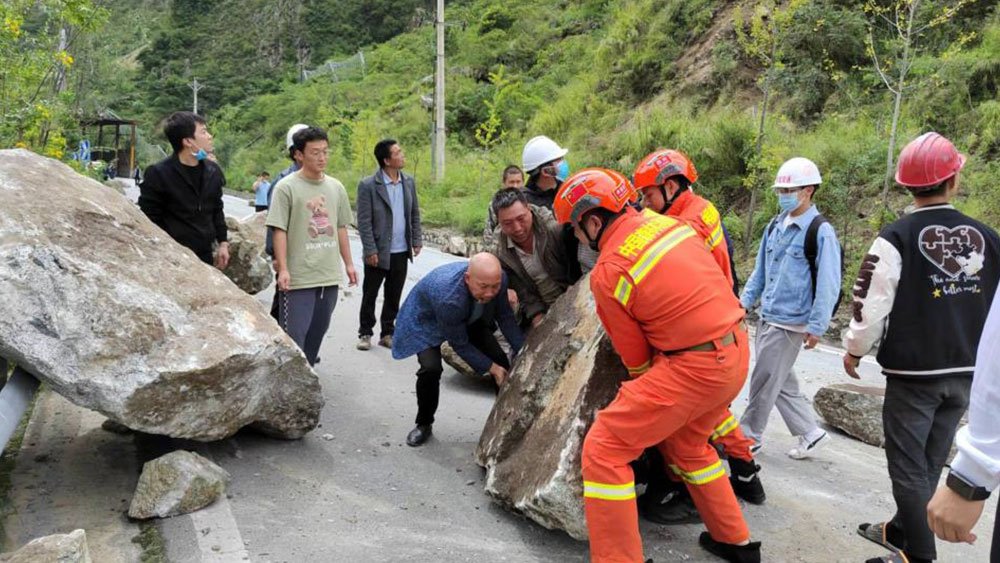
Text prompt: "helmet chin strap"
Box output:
[[659, 182, 684, 213]]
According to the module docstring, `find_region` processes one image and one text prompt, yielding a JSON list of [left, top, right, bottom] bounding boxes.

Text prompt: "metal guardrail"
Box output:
[[0, 363, 40, 454]]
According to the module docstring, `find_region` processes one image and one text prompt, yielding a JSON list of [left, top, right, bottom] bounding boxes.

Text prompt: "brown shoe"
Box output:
[[378, 335, 393, 349], [356, 336, 372, 351]]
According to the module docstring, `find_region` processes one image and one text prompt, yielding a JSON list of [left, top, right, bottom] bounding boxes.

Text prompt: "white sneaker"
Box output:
[[787, 431, 828, 460]]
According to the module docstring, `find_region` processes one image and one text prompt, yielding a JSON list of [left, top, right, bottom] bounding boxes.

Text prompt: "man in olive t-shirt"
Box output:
[[266, 126, 358, 365]]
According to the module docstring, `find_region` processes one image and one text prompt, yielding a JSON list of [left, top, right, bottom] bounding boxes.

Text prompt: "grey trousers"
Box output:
[[740, 321, 819, 441], [884, 375, 971, 561], [278, 285, 339, 366]]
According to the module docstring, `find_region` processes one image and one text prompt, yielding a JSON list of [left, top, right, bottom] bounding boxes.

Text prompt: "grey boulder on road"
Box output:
[[0, 149, 323, 441]]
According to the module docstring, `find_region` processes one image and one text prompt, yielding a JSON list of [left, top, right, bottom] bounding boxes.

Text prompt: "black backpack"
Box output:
[[766, 214, 844, 316]]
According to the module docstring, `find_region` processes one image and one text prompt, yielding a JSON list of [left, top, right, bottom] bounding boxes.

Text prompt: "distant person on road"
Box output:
[[483, 164, 525, 250], [844, 132, 1000, 563], [139, 111, 229, 269], [265, 126, 357, 366], [252, 172, 271, 212], [927, 287, 1000, 561], [355, 139, 423, 352], [265, 123, 309, 321], [739, 157, 841, 460], [391, 255, 524, 447]]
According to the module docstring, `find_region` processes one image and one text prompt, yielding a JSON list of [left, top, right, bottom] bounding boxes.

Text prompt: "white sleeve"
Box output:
[[950, 288, 1000, 490], [842, 237, 901, 357]]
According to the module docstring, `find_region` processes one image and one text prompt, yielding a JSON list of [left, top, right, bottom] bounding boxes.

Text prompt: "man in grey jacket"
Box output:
[[356, 139, 423, 350]]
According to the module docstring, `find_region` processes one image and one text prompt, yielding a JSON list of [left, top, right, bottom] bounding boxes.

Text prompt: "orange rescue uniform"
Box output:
[[664, 189, 755, 463], [583, 208, 751, 562]]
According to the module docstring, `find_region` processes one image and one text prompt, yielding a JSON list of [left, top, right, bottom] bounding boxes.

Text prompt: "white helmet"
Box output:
[[772, 157, 822, 189], [522, 135, 568, 173], [286, 123, 310, 149]]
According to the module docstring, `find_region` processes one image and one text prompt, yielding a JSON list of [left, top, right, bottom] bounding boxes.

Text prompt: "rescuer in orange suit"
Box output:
[[554, 168, 760, 563], [632, 150, 766, 524]]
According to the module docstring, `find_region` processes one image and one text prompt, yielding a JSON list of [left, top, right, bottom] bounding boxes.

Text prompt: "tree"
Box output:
[[865, 0, 974, 217], [733, 0, 806, 257], [474, 65, 516, 191], [0, 0, 106, 153]]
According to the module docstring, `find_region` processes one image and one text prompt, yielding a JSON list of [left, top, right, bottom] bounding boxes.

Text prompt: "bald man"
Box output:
[[392, 255, 525, 446]]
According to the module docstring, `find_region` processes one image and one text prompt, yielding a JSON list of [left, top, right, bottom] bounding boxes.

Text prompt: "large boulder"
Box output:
[[440, 342, 477, 378], [0, 149, 323, 440], [223, 212, 272, 294], [813, 383, 885, 447], [0, 529, 91, 563], [129, 450, 230, 519], [476, 277, 628, 540]]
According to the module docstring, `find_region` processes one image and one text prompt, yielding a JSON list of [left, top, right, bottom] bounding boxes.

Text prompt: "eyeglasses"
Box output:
[[773, 187, 804, 195], [306, 149, 330, 158]]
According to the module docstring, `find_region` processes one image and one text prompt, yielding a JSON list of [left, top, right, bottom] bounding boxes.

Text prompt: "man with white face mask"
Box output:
[[139, 111, 229, 269], [739, 157, 842, 461]]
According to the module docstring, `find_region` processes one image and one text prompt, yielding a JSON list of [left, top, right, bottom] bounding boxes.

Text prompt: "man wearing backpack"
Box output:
[[844, 133, 1000, 563], [739, 157, 842, 460]]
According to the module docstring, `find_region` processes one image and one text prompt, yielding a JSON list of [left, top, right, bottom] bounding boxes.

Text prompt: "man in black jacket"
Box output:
[[139, 111, 229, 268], [844, 132, 1000, 563]]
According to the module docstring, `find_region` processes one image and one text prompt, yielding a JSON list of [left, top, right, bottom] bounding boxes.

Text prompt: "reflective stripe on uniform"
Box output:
[[614, 276, 634, 306], [626, 359, 650, 376], [707, 222, 724, 250], [628, 225, 697, 284], [583, 480, 637, 501], [710, 414, 739, 441], [668, 461, 727, 486]]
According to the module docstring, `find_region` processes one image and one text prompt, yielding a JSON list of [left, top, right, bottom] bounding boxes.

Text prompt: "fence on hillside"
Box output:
[[302, 52, 366, 82]]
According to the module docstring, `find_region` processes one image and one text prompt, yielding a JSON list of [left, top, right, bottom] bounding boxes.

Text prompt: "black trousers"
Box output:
[[883, 375, 971, 561], [414, 319, 509, 426], [993, 501, 999, 563], [359, 252, 408, 338]]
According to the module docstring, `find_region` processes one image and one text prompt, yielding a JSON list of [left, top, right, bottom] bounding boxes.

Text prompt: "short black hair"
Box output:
[[502, 165, 523, 181], [292, 126, 328, 154], [261, 171, 270, 177], [912, 178, 951, 198], [374, 139, 398, 168], [491, 188, 529, 217], [164, 111, 206, 153]]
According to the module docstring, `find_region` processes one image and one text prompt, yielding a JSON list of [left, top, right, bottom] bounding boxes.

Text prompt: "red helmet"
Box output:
[[633, 149, 698, 190], [554, 168, 635, 226], [895, 132, 966, 190]]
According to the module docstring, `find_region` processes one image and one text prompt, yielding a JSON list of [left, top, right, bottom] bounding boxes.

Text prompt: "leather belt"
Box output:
[[662, 320, 747, 355]]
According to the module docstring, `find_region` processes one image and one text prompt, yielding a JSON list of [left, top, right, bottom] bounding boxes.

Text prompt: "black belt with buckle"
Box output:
[[663, 320, 746, 355]]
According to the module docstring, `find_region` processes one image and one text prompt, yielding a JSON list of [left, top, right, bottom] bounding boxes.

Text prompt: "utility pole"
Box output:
[[188, 78, 204, 115], [433, 0, 445, 183]]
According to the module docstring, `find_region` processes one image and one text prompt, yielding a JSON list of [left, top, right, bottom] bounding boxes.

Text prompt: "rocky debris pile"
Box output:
[[129, 450, 230, 519], [223, 212, 272, 294], [814, 383, 886, 447], [0, 529, 91, 563], [476, 277, 628, 540], [0, 149, 323, 441]]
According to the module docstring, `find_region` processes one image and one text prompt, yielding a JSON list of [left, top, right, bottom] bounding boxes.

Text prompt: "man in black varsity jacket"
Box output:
[[843, 132, 1000, 563]]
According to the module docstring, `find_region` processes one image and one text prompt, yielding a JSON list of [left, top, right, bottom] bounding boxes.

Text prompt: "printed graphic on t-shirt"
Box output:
[[919, 224, 986, 299], [919, 225, 986, 278], [306, 195, 335, 238]]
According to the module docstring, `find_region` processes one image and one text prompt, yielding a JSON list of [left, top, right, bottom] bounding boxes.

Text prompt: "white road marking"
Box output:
[[190, 493, 250, 562]]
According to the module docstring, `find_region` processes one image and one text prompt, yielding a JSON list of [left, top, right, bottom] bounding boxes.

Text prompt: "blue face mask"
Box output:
[[194, 148, 208, 161], [778, 192, 800, 212], [555, 160, 570, 182]]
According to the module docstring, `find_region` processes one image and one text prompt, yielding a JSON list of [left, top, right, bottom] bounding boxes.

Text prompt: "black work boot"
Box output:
[[699, 532, 761, 563], [728, 457, 766, 505], [639, 480, 701, 525]]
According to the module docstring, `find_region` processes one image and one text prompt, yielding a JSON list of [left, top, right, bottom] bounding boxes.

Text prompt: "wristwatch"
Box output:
[[946, 470, 992, 501]]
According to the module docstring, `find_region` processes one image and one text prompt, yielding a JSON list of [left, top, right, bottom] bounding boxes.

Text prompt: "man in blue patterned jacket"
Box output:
[[392, 254, 524, 447]]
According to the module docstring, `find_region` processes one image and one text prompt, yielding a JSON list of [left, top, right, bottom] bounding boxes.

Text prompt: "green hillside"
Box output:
[[3, 0, 1000, 282]]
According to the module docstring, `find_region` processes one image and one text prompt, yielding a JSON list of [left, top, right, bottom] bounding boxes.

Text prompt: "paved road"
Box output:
[[2, 206, 995, 562]]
